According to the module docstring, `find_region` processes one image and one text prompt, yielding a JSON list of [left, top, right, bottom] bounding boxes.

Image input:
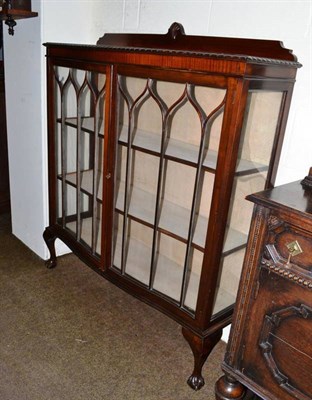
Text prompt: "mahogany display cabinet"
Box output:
[[43, 23, 300, 390]]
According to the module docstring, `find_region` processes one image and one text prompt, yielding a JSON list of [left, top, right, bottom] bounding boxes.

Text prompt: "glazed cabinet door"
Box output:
[[110, 69, 228, 316], [49, 64, 107, 260]]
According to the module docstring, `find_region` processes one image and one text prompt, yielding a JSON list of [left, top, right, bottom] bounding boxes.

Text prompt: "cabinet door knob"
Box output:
[[105, 173, 111, 179]]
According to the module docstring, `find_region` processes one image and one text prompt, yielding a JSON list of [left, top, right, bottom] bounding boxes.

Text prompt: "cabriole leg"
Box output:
[[43, 227, 57, 269], [215, 374, 246, 400], [182, 327, 222, 391]]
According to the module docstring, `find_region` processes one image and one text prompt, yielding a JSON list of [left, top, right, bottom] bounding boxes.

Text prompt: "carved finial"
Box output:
[[168, 22, 185, 39], [301, 166, 312, 189]]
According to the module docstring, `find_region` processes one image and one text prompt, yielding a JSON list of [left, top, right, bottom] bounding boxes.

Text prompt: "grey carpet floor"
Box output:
[[0, 213, 226, 400]]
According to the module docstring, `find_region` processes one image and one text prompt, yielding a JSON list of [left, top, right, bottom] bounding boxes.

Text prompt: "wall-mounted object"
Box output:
[[0, 0, 37, 35]]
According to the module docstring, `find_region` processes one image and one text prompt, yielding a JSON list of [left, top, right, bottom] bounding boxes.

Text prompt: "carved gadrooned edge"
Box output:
[[47, 42, 301, 67], [261, 258, 312, 290], [225, 205, 266, 366], [98, 46, 302, 67], [259, 304, 312, 400]]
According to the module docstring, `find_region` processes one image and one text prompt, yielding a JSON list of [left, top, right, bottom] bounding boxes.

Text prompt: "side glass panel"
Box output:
[[213, 90, 284, 315], [112, 74, 226, 314], [54, 66, 106, 256]]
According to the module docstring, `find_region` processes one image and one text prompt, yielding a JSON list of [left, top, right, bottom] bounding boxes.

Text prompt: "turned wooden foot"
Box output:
[[215, 374, 246, 400], [43, 227, 57, 269], [182, 327, 222, 391]]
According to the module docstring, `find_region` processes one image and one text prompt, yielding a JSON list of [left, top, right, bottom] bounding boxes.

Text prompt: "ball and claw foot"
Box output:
[[45, 258, 57, 269], [187, 374, 205, 391], [43, 228, 57, 269], [182, 327, 222, 391]]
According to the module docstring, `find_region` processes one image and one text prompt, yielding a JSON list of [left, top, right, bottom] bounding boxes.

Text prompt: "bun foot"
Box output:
[[187, 374, 205, 391], [215, 374, 246, 400]]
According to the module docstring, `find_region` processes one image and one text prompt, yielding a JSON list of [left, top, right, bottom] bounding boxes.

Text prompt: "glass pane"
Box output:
[[112, 215, 153, 285], [159, 160, 196, 241], [113, 213, 123, 270], [153, 234, 186, 302], [129, 151, 159, 224], [239, 91, 284, 169], [117, 76, 162, 153], [213, 248, 245, 315], [193, 171, 215, 249], [183, 249, 203, 311], [64, 183, 77, 236], [54, 66, 106, 256], [124, 221, 153, 285], [213, 90, 284, 315], [94, 203, 102, 256]]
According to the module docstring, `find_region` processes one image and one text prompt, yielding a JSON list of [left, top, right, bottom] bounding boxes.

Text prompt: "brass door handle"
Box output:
[[286, 240, 303, 264]]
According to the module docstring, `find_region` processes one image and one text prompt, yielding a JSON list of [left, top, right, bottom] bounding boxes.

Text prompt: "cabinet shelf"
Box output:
[[113, 233, 236, 313], [57, 117, 104, 137], [113, 232, 192, 304], [119, 125, 268, 175], [58, 170, 103, 202], [65, 216, 102, 255], [116, 184, 247, 255], [57, 118, 268, 176], [59, 169, 247, 255], [119, 126, 161, 155]]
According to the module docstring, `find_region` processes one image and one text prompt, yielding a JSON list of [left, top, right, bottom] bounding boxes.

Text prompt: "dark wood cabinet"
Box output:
[[43, 23, 300, 389], [216, 171, 312, 400]]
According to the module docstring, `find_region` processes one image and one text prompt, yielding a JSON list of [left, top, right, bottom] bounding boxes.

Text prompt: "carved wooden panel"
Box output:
[[259, 304, 312, 400], [234, 267, 312, 400]]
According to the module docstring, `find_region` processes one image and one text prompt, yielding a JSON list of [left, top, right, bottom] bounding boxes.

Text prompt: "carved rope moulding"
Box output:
[[261, 258, 312, 290]]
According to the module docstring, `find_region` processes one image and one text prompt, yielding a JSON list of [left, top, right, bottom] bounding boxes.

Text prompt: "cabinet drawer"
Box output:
[[239, 268, 312, 400]]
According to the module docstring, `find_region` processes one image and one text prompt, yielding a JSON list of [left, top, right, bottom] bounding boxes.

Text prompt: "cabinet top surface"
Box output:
[[247, 180, 312, 218], [44, 22, 301, 68]]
